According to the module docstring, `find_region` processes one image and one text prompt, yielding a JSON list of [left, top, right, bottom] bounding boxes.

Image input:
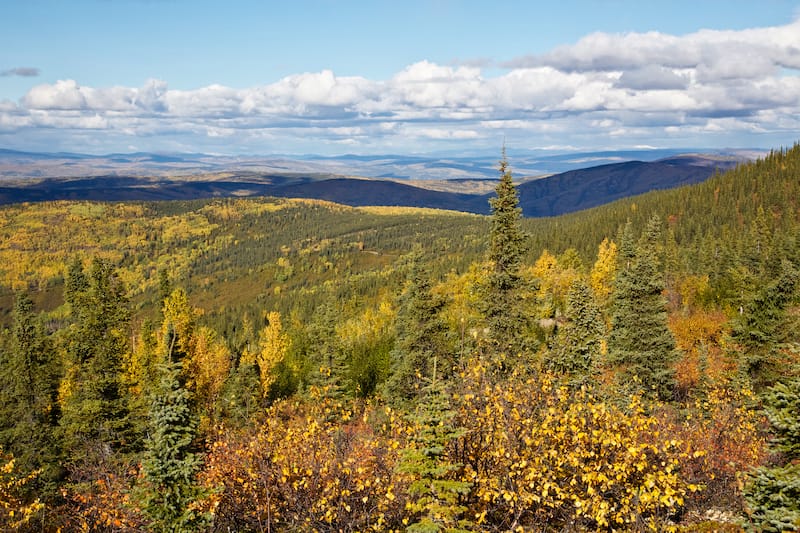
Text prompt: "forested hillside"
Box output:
[[0, 144, 799, 531]]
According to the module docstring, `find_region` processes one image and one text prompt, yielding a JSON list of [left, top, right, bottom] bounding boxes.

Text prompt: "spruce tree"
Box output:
[[385, 253, 451, 404], [139, 362, 207, 532], [398, 368, 472, 532], [0, 292, 62, 494], [305, 299, 350, 400], [481, 148, 529, 368], [607, 215, 678, 400], [730, 259, 798, 389], [60, 258, 135, 457], [744, 377, 800, 531], [546, 278, 605, 387]]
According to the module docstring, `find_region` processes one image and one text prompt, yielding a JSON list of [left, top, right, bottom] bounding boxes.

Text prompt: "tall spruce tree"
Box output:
[[730, 259, 798, 389], [60, 258, 135, 458], [607, 215, 678, 400], [0, 292, 62, 494], [481, 148, 529, 368], [305, 299, 350, 400], [139, 362, 207, 532], [384, 253, 451, 404], [546, 278, 605, 387]]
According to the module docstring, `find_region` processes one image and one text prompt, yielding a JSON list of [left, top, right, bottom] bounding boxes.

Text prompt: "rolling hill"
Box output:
[[0, 148, 747, 216]]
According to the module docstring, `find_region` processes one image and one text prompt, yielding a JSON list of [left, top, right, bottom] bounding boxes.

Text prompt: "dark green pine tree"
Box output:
[[481, 148, 530, 368], [398, 366, 472, 533], [0, 292, 63, 494], [546, 278, 605, 387], [60, 258, 136, 458], [64, 256, 89, 308], [730, 259, 798, 389], [305, 299, 350, 401], [384, 253, 452, 404], [744, 377, 800, 531], [214, 361, 262, 428], [139, 362, 208, 532], [607, 215, 678, 400]]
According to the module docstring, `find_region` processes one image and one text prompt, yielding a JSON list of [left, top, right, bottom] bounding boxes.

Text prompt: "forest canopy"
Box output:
[[1, 144, 799, 531]]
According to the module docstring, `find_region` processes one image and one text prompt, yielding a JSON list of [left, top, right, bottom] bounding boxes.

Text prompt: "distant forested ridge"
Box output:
[[0, 144, 798, 531], [0, 153, 741, 217]]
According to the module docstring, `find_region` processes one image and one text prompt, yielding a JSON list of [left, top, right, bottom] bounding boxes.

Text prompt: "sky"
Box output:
[[1, 0, 799, 156]]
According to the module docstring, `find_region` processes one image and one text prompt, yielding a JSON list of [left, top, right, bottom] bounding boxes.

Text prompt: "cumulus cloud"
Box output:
[[3, 18, 799, 153], [505, 19, 800, 75], [616, 66, 688, 90], [1, 67, 40, 77]]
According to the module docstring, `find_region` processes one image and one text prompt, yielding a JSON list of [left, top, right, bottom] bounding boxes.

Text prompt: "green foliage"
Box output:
[[0, 292, 62, 496], [213, 363, 262, 428], [60, 258, 135, 457], [385, 253, 452, 404], [399, 377, 472, 532], [730, 259, 799, 388], [744, 378, 800, 532], [481, 150, 531, 365], [608, 215, 678, 400], [304, 300, 350, 400], [0, 145, 799, 529], [546, 277, 605, 386], [139, 362, 208, 532]]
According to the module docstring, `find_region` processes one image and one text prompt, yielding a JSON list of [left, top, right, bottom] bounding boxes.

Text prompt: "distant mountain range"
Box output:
[[0, 148, 756, 216]]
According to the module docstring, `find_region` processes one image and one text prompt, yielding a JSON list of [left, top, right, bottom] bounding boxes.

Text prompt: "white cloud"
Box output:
[[4, 19, 800, 153], [24, 79, 88, 110]]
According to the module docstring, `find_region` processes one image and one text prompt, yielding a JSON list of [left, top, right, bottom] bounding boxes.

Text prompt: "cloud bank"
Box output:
[[2, 19, 799, 154]]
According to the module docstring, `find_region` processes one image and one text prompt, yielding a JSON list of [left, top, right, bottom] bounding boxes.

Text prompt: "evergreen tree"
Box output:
[[0, 292, 62, 494], [744, 377, 800, 531], [481, 148, 530, 368], [730, 259, 798, 389], [305, 300, 350, 400], [607, 215, 678, 400], [385, 253, 451, 404], [398, 367, 472, 532], [139, 362, 208, 532], [60, 258, 135, 457], [546, 278, 605, 387], [63, 256, 88, 308], [214, 361, 262, 427]]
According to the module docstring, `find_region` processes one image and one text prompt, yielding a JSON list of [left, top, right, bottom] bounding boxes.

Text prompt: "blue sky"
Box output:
[[1, 0, 799, 155]]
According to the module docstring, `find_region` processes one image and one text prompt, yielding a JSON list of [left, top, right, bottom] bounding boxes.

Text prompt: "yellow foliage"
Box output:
[[200, 397, 410, 531], [527, 249, 583, 317], [457, 360, 694, 531], [0, 450, 44, 530], [253, 311, 289, 395], [337, 298, 396, 349], [590, 237, 617, 306], [160, 288, 199, 362], [185, 325, 231, 422]]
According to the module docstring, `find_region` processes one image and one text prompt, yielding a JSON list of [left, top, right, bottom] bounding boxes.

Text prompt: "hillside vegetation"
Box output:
[[0, 144, 798, 531]]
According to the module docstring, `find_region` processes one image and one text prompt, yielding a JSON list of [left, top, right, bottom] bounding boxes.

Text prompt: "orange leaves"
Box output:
[[200, 398, 410, 532], [669, 309, 732, 392], [60, 469, 145, 532], [658, 388, 767, 514]]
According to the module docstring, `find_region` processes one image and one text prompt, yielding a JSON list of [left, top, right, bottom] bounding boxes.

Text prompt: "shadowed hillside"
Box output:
[[0, 153, 741, 217]]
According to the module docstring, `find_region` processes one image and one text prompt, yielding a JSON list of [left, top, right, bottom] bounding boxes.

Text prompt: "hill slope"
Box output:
[[0, 153, 742, 217], [514, 156, 737, 217]]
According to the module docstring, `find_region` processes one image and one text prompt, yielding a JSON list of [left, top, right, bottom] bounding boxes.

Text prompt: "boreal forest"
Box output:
[[1, 145, 800, 532]]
